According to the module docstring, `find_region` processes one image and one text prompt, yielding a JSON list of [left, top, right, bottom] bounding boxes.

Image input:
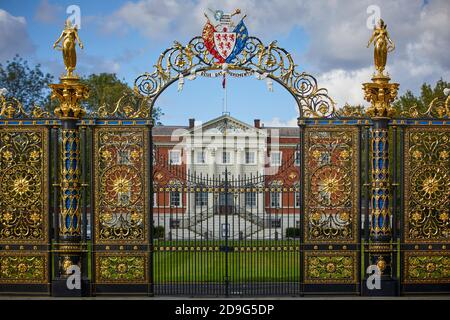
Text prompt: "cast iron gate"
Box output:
[[1, 15, 449, 296]]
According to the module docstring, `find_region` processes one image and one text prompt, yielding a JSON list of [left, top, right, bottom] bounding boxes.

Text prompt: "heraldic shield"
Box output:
[[202, 9, 248, 64]]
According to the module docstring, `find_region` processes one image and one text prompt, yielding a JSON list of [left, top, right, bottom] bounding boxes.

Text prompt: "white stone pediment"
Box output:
[[186, 115, 266, 137]]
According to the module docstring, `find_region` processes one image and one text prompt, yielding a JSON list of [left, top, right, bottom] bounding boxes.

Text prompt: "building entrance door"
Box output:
[[217, 192, 234, 214]]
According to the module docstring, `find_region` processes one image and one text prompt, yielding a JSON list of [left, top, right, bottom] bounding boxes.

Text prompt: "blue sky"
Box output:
[[0, 0, 449, 125]]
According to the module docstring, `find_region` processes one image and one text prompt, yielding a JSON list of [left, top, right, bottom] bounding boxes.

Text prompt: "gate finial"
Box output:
[[367, 19, 395, 77], [53, 19, 84, 78], [363, 19, 398, 118]]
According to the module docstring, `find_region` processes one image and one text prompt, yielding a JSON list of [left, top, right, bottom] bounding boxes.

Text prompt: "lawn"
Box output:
[[154, 250, 300, 282]]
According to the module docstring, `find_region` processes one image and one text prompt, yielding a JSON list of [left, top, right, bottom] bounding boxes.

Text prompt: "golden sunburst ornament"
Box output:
[[311, 212, 322, 222], [340, 150, 350, 160], [2, 150, 12, 161], [411, 211, 422, 222], [101, 150, 112, 160], [312, 150, 321, 159], [112, 177, 131, 194], [438, 212, 449, 222], [320, 177, 340, 194], [439, 150, 449, 160], [422, 177, 439, 195], [2, 212, 13, 222], [130, 150, 140, 161], [29, 150, 40, 161], [12, 177, 30, 196], [30, 212, 41, 223], [412, 150, 422, 160], [340, 211, 350, 222]]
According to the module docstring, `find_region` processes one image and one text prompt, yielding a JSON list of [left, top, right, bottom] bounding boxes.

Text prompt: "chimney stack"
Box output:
[[254, 119, 261, 128], [189, 118, 195, 128]]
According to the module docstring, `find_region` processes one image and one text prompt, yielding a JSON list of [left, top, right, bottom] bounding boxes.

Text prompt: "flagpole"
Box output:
[[224, 73, 227, 114], [222, 72, 229, 115]]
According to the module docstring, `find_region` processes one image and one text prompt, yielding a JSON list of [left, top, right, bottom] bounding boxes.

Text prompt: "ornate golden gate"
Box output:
[[401, 124, 450, 292], [0, 12, 449, 297], [0, 105, 52, 294]]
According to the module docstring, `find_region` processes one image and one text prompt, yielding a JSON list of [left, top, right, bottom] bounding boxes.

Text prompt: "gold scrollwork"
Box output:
[[0, 94, 50, 119], [95, 253, 148, 284], [94, 127, 148, 244], [404, 128, 450, 242], [0, 253, 48, 284], [0, 128, 48, 243], [304, 251, 357, 284], [404, 252, 450, 283], [95, 91, 151, 119], [400, 95, 450, 119], [304, 127, 359, 243], [133, 36, 336, 118]]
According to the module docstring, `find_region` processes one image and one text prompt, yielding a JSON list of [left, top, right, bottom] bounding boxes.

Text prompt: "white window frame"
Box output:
[[270, 151, 282, 166], [169, 191, 182, 208], [195, 150, 206, 164], [169, 150, 181, 165], [244, 151, 256, 165], [195, 191, 208, 207], [222, 151, 231, 164], [270, 191, 282, 208], [294, 191, 300, 208], [245, 192, 257, 208], [295, 151, 301, 166]]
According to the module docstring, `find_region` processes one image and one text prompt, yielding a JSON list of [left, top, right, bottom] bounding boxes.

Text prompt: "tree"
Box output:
[[0, 55, 54, 110], [80, 73, 163, 122], [392, 79, 449, 114]]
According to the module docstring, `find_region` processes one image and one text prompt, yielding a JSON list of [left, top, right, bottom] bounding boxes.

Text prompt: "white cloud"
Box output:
[[34, 0, 63, 24], [317, 67, 373, 107], [99, 0, 450, 106], [263, 117, 297, 127], [0, 9, 35, 61]]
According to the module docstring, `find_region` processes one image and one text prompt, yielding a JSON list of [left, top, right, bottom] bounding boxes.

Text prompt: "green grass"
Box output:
[[154, 251, 300, 282], [58, 239, 401, 282]]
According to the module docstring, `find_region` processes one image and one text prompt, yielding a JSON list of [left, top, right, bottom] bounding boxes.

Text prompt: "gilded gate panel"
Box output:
[[0, 127, 48, 243], [404, 127, 450, 243], [403, 251, 450, 284], [95, 253, 148, 284], [403, 127, 450, 284], [0, 252, 48, 284], [94, 127, 148, 244], [93, 127, 148, 285], [304, 127, 359, 243], [0, 127, 49, 285], [304, 126, 359, 284], [304, 251, 357, 284]]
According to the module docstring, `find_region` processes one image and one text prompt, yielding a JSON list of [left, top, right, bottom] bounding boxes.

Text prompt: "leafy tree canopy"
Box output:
[[0, 55, 54, 110], [392, 79, 449, 114], [80, 73, 163, 122]]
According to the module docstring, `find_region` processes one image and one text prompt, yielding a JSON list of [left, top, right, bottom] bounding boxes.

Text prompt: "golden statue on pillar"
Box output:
[[367, 19, 395, 76], [50, 19, 88, 119], [53, 19, 84, 78], [363, 19, 399, 118]]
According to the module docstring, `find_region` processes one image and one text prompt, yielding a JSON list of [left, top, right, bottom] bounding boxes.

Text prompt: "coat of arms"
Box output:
[[202, 9, 248, 64]]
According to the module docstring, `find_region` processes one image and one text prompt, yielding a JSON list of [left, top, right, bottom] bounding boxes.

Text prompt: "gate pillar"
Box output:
[[49, 76, 89, 296], [362, 72, 399, 296]]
